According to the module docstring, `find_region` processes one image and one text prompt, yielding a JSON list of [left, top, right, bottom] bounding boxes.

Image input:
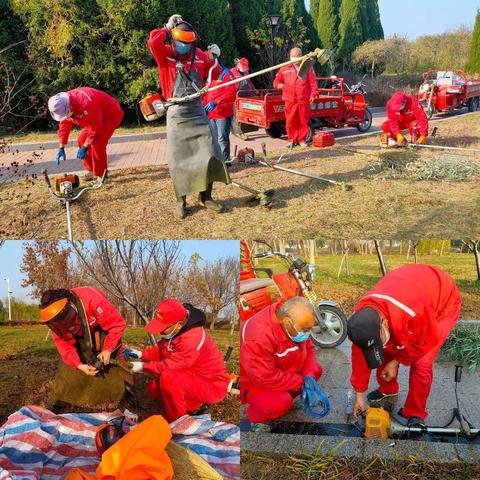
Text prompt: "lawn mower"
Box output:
[[42, 169, 107, 241]]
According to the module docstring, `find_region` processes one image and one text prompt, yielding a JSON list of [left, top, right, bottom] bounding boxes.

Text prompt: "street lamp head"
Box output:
[[268, 14, 282, 27]]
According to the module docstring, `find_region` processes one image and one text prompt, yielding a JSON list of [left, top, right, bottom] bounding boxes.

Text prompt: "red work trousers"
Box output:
[[381, 120, 420, 142], [242, 371, 321, 423], [146, 369, 227, 423], [376, 296, 461, 419], [77, 111, 123, 177], [284, 100, 311, 144]]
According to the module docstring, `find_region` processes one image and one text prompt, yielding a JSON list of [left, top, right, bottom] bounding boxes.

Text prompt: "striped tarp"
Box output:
[[0, 406, 240, 480]]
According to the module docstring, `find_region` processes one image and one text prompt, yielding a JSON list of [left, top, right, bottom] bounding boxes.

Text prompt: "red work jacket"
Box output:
[[386, 92, 429, 137], [351, 264, 460, 392], [52, 286, 127, 369], [230, 67, 255, 91], [241, 303, 322, 392], [273, 65, 318, 103], [203, 65, 237, 119], [141, 327, 230, 389], [58, 87, 123, 146], [147, 27, 214, 100]]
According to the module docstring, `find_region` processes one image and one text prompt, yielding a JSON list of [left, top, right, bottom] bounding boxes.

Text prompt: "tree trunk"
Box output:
[[374, 240, 387, 276], [474, 243, 480, 281]]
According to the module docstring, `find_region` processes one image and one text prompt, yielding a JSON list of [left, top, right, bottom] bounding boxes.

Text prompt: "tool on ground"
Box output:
[[407, 142, 480, 154], [237, 147, 255, 164], [300, 375, 330, 419], [42, 169, 107, 241], [140, 48, 332, 121], [363, 365, 480, 440], [230, 179, 274, 207], [259, 142, 353, 191]]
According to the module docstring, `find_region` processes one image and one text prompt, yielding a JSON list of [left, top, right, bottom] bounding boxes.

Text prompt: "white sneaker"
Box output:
[[83, 171, 94, 181]]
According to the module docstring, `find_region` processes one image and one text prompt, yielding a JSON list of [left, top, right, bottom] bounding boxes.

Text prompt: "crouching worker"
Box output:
[[381, 91, 429, 147], [241, 297, 324, 432], [126, 299, 230, 422], [348, 264, 461, 428], [39, 287, 132, 409], [48, 87, 124, 181]]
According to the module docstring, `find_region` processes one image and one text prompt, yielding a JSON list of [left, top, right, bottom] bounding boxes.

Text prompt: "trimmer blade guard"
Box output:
[[298, 49, 333, 79]]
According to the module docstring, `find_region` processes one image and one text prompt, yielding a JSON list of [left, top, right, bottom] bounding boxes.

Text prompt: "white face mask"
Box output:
[[290, 56, 300, 63], [381, 322, 391, 347]]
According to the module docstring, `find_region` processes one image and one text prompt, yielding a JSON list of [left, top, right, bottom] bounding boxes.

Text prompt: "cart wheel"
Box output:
[[265, 121, 285, 138], [467, 98, 479, 113], [310, 304, 348, 348], [356, 107, 372, 132]]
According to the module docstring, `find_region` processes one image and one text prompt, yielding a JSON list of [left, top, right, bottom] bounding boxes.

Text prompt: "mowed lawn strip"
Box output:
[[1, 114, 479, 239]]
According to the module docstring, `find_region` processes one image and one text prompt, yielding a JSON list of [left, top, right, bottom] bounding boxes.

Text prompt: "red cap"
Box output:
[[237, 57, 249, 70], [389, 91, 407, 113], [145, 298, 187, 334]]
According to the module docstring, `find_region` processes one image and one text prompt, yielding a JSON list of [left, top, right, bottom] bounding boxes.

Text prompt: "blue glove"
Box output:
[[205, 101, 217, 113], [77, 146, 88, 160], [122, 347, 141, 361], [301, 376, 330, 418], [55, 147, 66, 165]]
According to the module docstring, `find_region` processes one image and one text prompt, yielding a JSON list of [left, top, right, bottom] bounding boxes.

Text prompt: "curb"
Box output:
[[241, 432, 480, 463]]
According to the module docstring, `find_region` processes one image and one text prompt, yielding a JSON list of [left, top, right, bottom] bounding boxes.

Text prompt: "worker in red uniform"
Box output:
[[48, 88, 124, 181], [126, 298, 230, 422], [273, 47, 318, 148], [202, 56, 237, 164], [382, 91, 429, 146], [39, 286, 127, 374], [241, 297, 323, 432], [348, 264, 461, 428], [147, 14, 230, 219]]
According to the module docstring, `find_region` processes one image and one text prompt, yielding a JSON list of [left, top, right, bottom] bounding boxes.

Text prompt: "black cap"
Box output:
[[347, 307, 383, 369]]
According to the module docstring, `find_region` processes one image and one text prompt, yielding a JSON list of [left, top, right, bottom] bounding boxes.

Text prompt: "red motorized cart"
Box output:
[[235, 76, 372, 139], [417, 70, 480, 119]]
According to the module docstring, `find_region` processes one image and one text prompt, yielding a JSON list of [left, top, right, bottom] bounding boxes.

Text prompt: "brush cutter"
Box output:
[[140, 48, 332, 121], [259, 142, 353, 191], [42, 169, 107, 241], [363, 365, 480, 440]]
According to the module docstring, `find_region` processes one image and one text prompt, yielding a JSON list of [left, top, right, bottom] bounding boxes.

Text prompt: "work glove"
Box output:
[[77, 146, 88, 160], [208, 43, 221, 59], [396, 133, 406, 146], [417, 135, 427, 145], [130, 361, 144, 373], [300, 376, 330, 419], [122, 347, 142, 361], [55, 147, 66, 165], [205, 101, 217, 113], [166, 14, 182, 30]]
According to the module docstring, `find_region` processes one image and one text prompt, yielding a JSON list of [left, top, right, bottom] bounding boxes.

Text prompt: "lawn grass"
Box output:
[[240, 451, 480, 480], [1, 123, 166, 145], [0, 325, 239, 425], [258, 253, 480, 319]]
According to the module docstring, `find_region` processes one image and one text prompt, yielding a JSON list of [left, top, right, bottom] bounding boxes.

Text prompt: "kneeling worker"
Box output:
[[127, 298, 230, 422], [348, 264, 461, 428], [241, 297, 324, 431]]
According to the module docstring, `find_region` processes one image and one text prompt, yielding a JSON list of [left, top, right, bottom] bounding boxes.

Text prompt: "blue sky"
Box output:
[[305, 0, 478, 39], [0, 241, 239, 303]]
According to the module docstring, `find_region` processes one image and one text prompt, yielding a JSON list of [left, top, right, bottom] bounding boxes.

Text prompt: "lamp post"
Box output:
[[267, 14, 282, 67], [3, 277, 12, 322]]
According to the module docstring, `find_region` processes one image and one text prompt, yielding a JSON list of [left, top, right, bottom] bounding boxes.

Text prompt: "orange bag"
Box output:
[[96, 415, 173, 480], [64, 469, 96, 480]]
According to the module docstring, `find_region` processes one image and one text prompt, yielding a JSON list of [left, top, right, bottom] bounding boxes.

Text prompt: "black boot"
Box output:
[[199, 183, 224, 213], [176, 195, 187, 219]]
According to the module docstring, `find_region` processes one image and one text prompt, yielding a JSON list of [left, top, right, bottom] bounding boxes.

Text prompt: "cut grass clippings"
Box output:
[[1, 113, 480, 239]]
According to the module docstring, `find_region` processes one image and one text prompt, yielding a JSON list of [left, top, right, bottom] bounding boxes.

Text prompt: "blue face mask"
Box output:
[[287, 319, 311, 343], [174, 41, 191, 55]]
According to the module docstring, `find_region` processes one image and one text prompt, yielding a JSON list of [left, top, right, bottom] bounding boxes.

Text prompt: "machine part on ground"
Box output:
[[313, 132, 335, 148], [237, 147, 255, 164], [260, 142, 353, 191], [139, 49, 332, 121], [365, 407, 391, 439], [230, 181, 274, 207], [42, 169, 107, 241]]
